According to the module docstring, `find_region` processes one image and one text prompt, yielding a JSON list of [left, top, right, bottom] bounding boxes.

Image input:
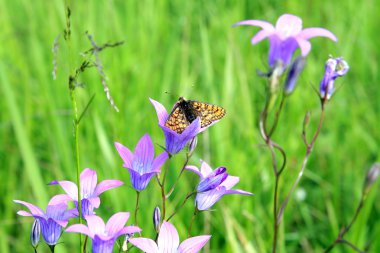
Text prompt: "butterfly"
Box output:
[[165, 97, 226, 134]]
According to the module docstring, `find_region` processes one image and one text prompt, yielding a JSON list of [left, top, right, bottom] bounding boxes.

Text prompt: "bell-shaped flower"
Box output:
[[150, 98, 202, 155], [319, 57, 349, 100], [129, 221, 211, 253], [186, 160, 253, 210], [49, 168, 123, 217], [115, 134, 168, 191], [65, 212, 141, 253], [14, 198, 77, 246], [235, 13, 337, 68]]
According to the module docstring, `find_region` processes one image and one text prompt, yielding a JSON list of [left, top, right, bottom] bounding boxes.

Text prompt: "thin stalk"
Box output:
[[187, 208, 199, 237], [158, 157, 171, 220], [324, 195, 366, 253], [167, 192, 196, 221], [277, 108, 325, 224], [63, 0, 83, 251], [134, 191, 140, 226], [166, 153, 191, 198]]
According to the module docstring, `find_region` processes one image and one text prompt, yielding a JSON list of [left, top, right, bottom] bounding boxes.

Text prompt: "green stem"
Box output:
[[166, 153, 191, 198], [134, 191, 140, 226], [187, 208, 199, 237], [167, 192, 196, 221]]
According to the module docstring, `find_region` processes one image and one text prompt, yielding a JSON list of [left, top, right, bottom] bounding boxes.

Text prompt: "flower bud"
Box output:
[[364, 163, 380, 194], [30, 219, 41, 248], [153, 206, 161, 233], [188, 136, 198, 156], [319, 57, 349, 100], [284, 56, 306, 95]]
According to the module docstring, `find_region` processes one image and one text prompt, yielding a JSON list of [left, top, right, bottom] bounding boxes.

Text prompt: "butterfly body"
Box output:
[[165, 97, 226, 134]]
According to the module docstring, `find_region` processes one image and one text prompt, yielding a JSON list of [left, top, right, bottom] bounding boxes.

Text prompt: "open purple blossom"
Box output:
[[14, 198, 77, 246], [186, 160, 253, 210], [319, 57, 349, 100], [49, 168, 123, 217], [66, 212, 141, 253], [115, 134, 168, 191], [235, 14, 337, 68], [129, 221, 211, 253], [150, 98, 201, 155]]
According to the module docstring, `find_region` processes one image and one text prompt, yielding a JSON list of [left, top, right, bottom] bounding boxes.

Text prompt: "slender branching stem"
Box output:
[[158, 156, 171, 220], [167, 192, 197, 221], [324, 194, 366, 253], [268, 95, 286, 138], [166, 153, 191, 198], [188, 208, 199, 237], [134, 191, 140, 226]]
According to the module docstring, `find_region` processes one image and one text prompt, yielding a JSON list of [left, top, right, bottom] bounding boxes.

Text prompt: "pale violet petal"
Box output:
[[114, 142, 134, 168], [14, 200, 44, 216], [129, 238, 159, 253], [80, 168, 97, 197], [149, 98, 169, 126], [178, 235, 211, 253], [65, 224, 92, 238], [48, 180, 78, 201], [94, 179, 124, 196], [275, 14, 303, 38], [233, 19, 274, 31], [158, 221, 180, 252], [298, 27, 337, 41], [105, 212, 130, 236]]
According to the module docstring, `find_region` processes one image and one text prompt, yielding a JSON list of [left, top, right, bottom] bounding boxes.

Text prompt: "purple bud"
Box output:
[[30, 219, 41, 248], [188, 136, 198, 155], [284, 56, 306, 95], [319, 57, 349, 100], [364, 163, 380, 193], [153, 206, 161, 233], [197, 167, 228, 192]]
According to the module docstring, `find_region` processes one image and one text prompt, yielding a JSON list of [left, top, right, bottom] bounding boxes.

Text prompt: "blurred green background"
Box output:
[[1, 0, 379, 252]]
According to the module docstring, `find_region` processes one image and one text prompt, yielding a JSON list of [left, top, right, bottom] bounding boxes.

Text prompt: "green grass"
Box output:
[[0, 0, 379, 252]]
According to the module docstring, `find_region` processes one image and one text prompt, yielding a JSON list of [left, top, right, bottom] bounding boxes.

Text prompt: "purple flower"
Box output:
[[235, 14, 337, 68], [115, 134, 168, 191], [129, 221, 211, 253], [319, 57, 349, 99], [14, 198, 77, 245], [150, 98, 201, 155], [186, 160, 253, 210], [284, 56, 306, 94], [49, 168, 123, 217], [66, 212, 141, 253]]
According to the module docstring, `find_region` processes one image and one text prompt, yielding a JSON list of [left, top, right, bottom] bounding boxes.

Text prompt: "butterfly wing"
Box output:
[[165, 106, 190, 134], [189, 101, 226, 128]]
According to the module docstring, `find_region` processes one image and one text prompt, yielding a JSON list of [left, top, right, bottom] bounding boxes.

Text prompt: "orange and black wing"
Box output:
[[189, 101, 226, 128], [165, 106, 190, 134]]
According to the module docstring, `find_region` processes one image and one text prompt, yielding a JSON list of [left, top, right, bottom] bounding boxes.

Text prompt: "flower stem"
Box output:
[[324, 193, 366, 253], [63, 1, 83, 250], [166, 191, 196, 221], [134, 191, 140, 226], [166, 152, 191, 198], [188, 208, 199, 237]]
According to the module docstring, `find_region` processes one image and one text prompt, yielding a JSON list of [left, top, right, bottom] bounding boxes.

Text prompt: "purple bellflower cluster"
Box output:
[[13, 12, 354, 253]]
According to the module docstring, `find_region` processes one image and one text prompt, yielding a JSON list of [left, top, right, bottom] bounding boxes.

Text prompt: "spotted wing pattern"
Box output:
[[189, 101, 226, 128], [165, 98, 226, 134], [165, 106, 190, 134]]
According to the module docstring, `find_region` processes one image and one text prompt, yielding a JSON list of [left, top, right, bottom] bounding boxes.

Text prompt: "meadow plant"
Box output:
[[235, 13, 377, 253], [12, 8, 378, 253]]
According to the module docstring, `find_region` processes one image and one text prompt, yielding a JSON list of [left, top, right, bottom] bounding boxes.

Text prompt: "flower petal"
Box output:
[[49, 194, 73, 205], [233, 19, 274, 31], [118, 225, 142, 236], [65, 224, 92, 238], [298, 27, 337, 41], [200, 160, 213, 177], [105, 212, 130, 236], [115, 142, 134, 168], [129, 238, 159, 253], [134, 134, 155, 172], [85, 215, 105, 237], [149, 98, 169, 126], [185, 165, 203, 178], [295, 38, 312, 56], [80, 168, 97, 198], [152, 152, 169, 171], [157, 221, 180, 252], [195, 188, 226, 211], [128, 169, 158, 191], [275, 14, 303, 38], [224, 189, 253, 196], [220, 176, 240, 189], [48, 180, 78, 201], [94, 180, 124, 196], [14, 200, 44, 216], [178, 235, 211, 253], [251, 29, 272, 44]]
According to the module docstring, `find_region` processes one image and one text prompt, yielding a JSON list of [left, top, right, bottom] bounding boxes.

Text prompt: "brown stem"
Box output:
[[167, 192, 196, 221]]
